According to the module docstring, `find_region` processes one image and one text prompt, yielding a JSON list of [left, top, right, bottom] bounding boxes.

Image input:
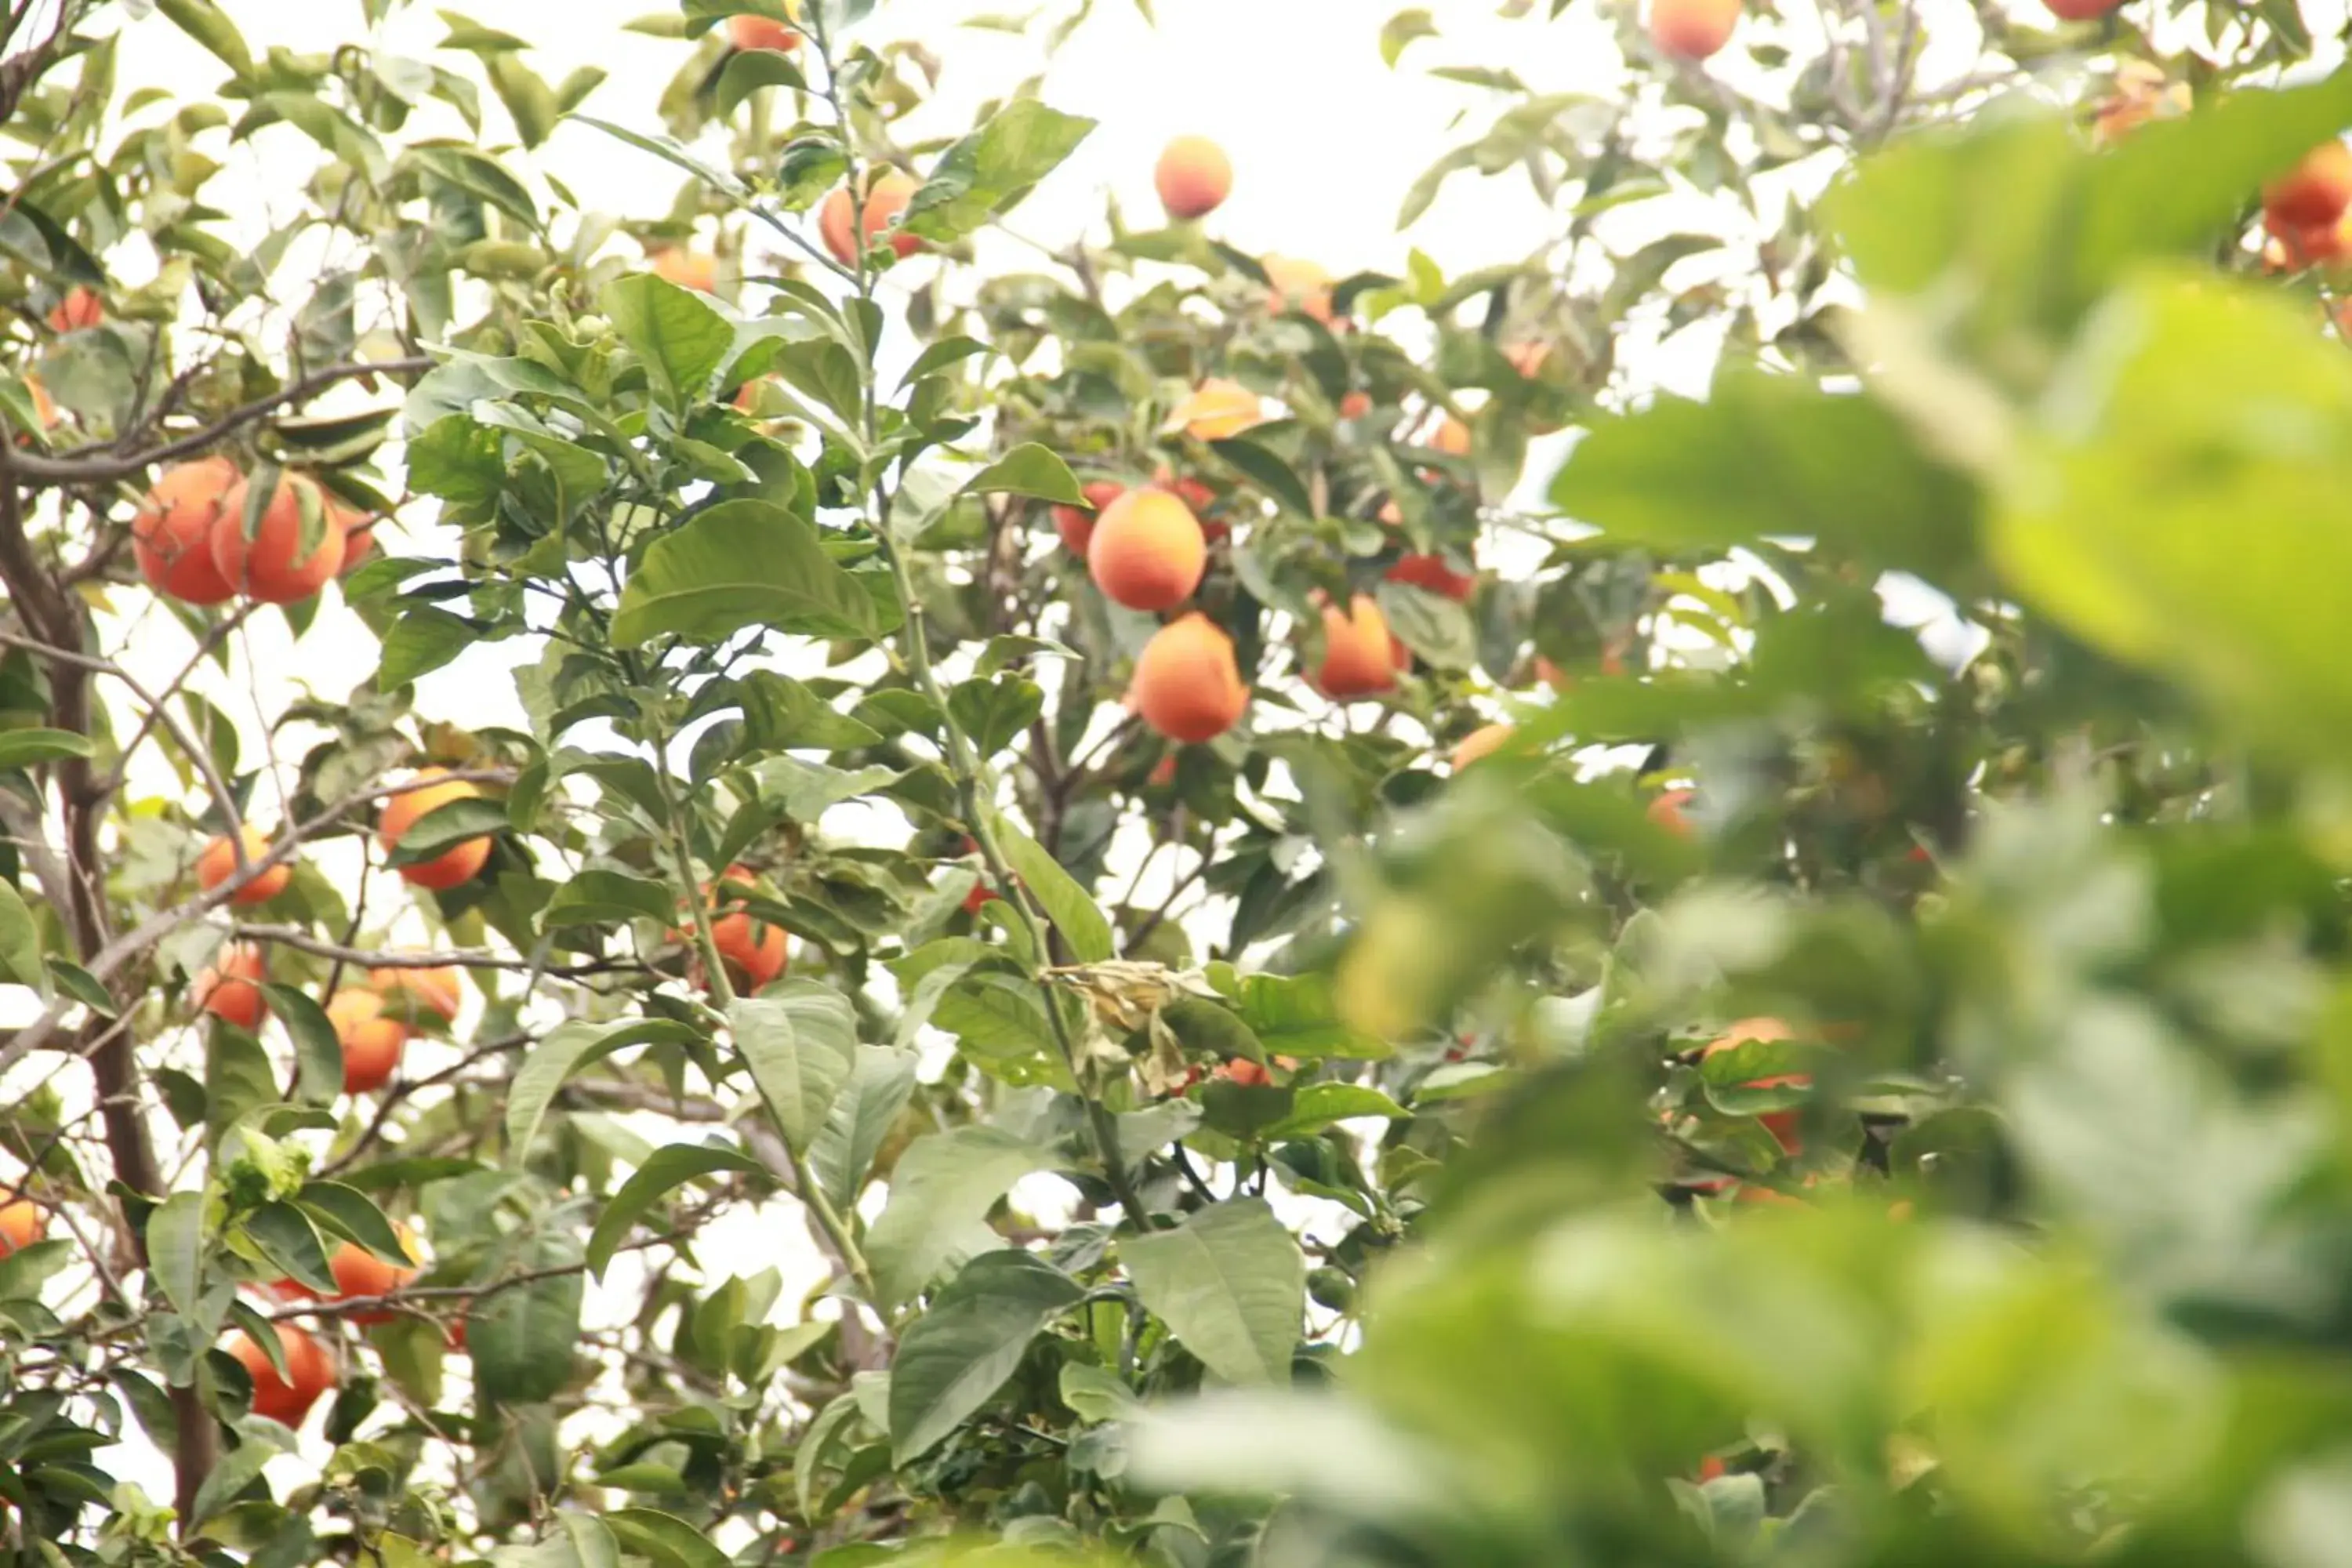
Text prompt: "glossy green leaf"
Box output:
[[506, 1018, 701, 1163], [902, 100, 1097, 243], [992, 815, 1113, 963], [1121, 1198, 1304, 1384], [958, 442, 1083, 504], [602, 274, 734, 409], [865, 1126, 1054, 1306], [585, 1144, 765, 1279], [0, 728, 94, 767], [889, 1250, 1083, 1464], [263, 985, 344, 1106], [468, 1227, 586, 1405], [611, 499, 887, 647], [734, 982, 861, 1154], [541, 869, 676, 929], [809, 1044, 920, 1210]]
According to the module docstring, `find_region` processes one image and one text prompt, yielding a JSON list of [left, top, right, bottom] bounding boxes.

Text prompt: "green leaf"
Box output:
[[263, 985, 344, 1106], [809, 1044, 920, 1210], [157, 0, 254, 79], [1231, 972, 1391, 1059], [469, 1228, 586, 1405], [1059, 1362, 1145, 1424], [1265, 1083, 1409, 1140], [403, 146, 542, 234], [376, 606, 482, 690], [948, 675, 1044, 760], [714, 47, 808, 117], [1380, 6, 1438, 66], [611, 499, 887, 647], [601, 274, 734, 410], [45, 958, 114, 1016], [733, 982, 861, 1154], [585, 1143, 765, 1279], [731, 670, 885, 752], [1210, 437, 1314, 517], [295, 1181, 410, 1262], [506, 1018, 701, 1163], [1549, 371, 1980, 583], [865, 1126, 1054, 1306], [605, 1510, 730, 1568], [0, 878, 47, 994], [1121, 1198, 1304, 1385], [147, 1192, 207, 1319], [0, 728, 94, 767], [541, 869, 677, 930], [888, 1250, 1083, 1464], [992, 815, 1113, 964], [1377, 581, 1477, 673], [192, 1432, 285, 1523], [1991, 274, 2352, 768], [958, 442, 1083, 504], [245, 1201, 338, 1293], [902, 100, 1097, 244], [899, 336, 992, 389], [203, 1028, 278, 1149]]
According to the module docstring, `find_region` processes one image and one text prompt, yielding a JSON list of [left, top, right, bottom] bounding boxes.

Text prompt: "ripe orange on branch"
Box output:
[[212, 470, 347, 604], [225, 1327, 335, 1428], [132, 456, 241, 604], [197, 826, 291, 906], [1052, 480, 1126, 555], [328, 988, 408, 1094], [1089, 488, 1207, 612], [726, 6, 800, 50], [1311, 594, 1406, 699], [195, 944, 269, 1029], [819, 169, 922, 265], [0, 1198, 44, 1256], [1647, 0, 1741, 59], [1154, 135, 1232, 220], [1131, 614, 1247, 743], [378, 768, 494, 891]]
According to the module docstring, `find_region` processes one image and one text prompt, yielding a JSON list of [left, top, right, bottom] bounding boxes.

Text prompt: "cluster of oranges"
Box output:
[[223, 1225, 430, 1427], [132, 457, 373, 609], [188, 767, 492, 1087]]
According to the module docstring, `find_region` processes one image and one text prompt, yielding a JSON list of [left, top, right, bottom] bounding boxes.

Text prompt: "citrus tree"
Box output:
[[6, 0, 2352, 1565]]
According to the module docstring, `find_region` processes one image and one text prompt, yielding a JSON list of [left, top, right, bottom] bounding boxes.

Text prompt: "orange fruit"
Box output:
[[132, 457, 242, 605], [279, 1229, 421, 1325], [225, 1327, 335, 1428], [194, 944, 268, 1029], [1450, 724, 1513, 771], [367, 962, 463, 1025], [818, 169, 922, 265], [726, 9, 800, 50], [1264, 256, 1334, 324], [46, 287, 102, 333], [651, 248, 718, 293], [1052, 480, 1125, 556], [328, 988, 408, 1094], [1647, 0, 1741, 58], [1089, 488, 1207, 612], [1338, 390, 1373, 420], [378, 769, 492, 891], [1385, 553, 1475, 602], [1217, 1058, 1271, 1087], [212, 470, 346, 604], [1167, 377, 1262, 441], [2265, 140, 2352, 235], [1312, 594, 1405, 699], [2043, 0, 2122, 17], [1154, 135, 1232, 220], [196, 826, 290, 906], [0, 1198, 43, 1256], [1428, 414, 1472, 456], [1131, 613, 1247, 743], [1648, 787, 1695, 837]]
